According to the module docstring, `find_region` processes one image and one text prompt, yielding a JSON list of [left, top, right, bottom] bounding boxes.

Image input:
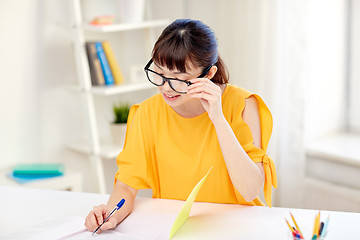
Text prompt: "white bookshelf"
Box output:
[[67, 81, 154, 96], [68, 0, 169, 193], [67, 141, 122, 159]]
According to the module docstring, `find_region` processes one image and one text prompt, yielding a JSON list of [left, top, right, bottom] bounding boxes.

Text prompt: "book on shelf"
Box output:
[[85, 41, 126, 87], [102, 41, 125, 85], [95, 42, 115, 85], [90, 15, 115, 25], [85, 42, 105, 86]]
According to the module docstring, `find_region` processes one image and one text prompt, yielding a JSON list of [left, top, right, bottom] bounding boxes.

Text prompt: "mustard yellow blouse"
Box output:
[[115, 84, 277, 207]]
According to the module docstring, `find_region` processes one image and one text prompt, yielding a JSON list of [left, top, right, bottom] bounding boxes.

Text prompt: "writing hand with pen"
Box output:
[[85, 199, 125, 235]]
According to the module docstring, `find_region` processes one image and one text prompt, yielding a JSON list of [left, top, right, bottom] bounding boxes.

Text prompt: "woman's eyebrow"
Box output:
[[173, 71, 190, 75]]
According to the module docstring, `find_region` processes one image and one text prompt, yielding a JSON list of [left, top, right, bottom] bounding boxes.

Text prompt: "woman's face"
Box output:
[[153, 61, 203, 108]]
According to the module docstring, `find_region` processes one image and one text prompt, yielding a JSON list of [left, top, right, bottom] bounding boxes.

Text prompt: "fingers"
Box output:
[[188, 79, 221, 102], [187, 78, 224, 121], [188, 78, 221, 96], [189, 78, 218, 89], [100, 217, 118, 231], [94, 205, 107, 225], [84, 204, 108, 233]]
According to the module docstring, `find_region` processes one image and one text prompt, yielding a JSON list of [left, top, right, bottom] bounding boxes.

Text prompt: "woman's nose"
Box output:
[[161, 80, 172, 92]]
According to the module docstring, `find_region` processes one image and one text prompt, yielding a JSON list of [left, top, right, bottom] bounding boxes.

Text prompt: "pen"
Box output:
[[321, 215, 330, 238], [319, 221, 324, 236], [92, 199, 125, 235]]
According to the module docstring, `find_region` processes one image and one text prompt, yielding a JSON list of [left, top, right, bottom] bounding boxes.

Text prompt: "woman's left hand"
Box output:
[[187, 78, 223, 123]]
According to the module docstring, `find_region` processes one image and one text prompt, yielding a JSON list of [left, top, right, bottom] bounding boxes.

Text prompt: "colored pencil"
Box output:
[[290, 211, 304, 238], [285, 218, 295, 233]]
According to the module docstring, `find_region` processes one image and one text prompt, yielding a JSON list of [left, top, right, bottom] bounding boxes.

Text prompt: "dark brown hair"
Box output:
[[152, 19, 229, 84]]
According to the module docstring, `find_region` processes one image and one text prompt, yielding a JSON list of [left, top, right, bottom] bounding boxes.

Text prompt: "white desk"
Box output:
[[1, 186, 359, 239]]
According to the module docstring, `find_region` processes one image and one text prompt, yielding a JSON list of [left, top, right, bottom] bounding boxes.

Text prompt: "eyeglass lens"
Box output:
[[146, 71, 189, 93]]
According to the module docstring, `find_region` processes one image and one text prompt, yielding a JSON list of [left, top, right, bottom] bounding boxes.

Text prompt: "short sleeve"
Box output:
[[114, 104, 155, 191], [241, 94, 278, 207]]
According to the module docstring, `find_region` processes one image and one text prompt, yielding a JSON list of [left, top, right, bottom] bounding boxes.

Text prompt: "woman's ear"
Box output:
[[206, 65, 218, 80]]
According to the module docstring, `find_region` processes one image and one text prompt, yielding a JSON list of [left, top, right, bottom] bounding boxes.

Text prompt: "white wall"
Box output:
[[0, 0, 42, 168], [273, 0, 348, 208], [304, 0, 347, 140], [349, 0, 360, 133]]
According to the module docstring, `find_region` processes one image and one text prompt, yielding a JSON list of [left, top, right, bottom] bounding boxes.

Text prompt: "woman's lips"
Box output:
[[163, 93, 180, 101]]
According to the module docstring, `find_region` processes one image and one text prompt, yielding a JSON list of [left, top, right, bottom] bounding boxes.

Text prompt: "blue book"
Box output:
[[7, 172, 63, 184], [8, 163, 65, 184], [12, 163, 65, 176], [95, 42, 115, 85]]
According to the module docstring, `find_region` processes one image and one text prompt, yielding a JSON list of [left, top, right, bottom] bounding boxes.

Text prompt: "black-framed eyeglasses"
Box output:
[[144, 59, 213, 94]]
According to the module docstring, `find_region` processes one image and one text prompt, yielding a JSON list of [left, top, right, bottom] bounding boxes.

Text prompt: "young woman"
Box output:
[[85, 19, 277, 233]]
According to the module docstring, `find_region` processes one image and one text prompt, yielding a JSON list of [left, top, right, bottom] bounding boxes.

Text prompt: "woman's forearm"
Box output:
[[106, 180, 138, 224], [212, 116, 264, 202]]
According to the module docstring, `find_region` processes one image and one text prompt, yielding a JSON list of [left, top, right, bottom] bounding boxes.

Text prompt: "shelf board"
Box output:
[[82, 19, 170, 33], [66, 141, 122, 159], [91, 82, 154, 95], [67, 82, 154, 96]]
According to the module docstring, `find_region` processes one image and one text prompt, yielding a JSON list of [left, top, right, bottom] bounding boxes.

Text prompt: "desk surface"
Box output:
[[1, 186, 359, 239]]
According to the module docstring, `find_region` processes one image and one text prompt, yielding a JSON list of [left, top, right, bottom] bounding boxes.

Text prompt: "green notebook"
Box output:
[[12, 163, 65, 176]]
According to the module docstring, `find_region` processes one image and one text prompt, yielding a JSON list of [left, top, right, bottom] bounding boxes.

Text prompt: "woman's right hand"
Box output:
[[84, 180, 138, 234], [84, 204, 118, 234]]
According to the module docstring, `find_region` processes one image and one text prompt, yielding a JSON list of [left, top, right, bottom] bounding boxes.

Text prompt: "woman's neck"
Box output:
[[172, 98, 206, 118]]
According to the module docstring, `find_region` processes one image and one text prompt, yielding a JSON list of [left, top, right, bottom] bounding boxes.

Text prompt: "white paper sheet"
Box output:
[[114, 211, 176, 239], [59, 229, 141, 240], [28, 217, 144, 240]]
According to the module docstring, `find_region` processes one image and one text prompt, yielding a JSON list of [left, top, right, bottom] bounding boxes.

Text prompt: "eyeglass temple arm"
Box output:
[[198, 65, 213, 78], [144, 59, 153, 70]]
